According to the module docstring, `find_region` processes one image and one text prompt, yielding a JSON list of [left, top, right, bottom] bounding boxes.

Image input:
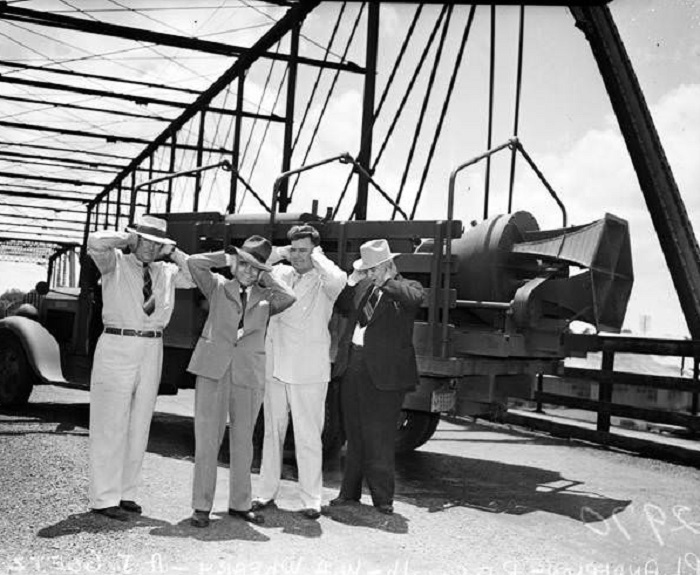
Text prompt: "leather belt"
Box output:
[[104, 327, 163, 338]]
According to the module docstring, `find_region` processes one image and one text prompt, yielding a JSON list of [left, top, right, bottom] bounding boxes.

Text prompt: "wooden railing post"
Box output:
[[597, 350, 614, 433]]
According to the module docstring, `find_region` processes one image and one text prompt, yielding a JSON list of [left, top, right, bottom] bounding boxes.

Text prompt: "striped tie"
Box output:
[[359, 287, 379, 328], [143, 263, 155, 316]]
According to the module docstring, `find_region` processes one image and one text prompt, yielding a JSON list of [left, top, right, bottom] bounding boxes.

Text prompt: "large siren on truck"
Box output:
[[160, 139, 634, 452]]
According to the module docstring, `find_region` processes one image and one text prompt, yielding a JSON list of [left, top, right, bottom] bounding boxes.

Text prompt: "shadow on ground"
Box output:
[[38, 512, 170, 538], [394, 450, 631, 522], [5, 402, 630, 528], [149, 513, 270, 542]]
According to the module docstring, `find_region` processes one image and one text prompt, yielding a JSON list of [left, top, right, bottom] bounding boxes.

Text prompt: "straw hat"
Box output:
[[353, 239, 399, 271], [126, 215, 175, 245]]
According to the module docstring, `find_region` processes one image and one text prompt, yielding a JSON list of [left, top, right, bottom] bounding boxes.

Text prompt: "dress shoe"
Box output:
[[190, 510, 210, 528], [329, 496, 359, 507], [119, 500, 142, 514], [300, 508, 321, 520], [228, 508, 264, 525], [91, 506, 129, 522], [375, 504, 394, 515], [250, 498, 275, 512]]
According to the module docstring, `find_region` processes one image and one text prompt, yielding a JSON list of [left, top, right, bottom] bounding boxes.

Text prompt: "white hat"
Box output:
[[126, 215, 175, 245], [353, 239, 399, 271]]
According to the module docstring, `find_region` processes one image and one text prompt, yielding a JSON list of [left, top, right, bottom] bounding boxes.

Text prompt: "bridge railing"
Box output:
[[533, 334, 700, 435]]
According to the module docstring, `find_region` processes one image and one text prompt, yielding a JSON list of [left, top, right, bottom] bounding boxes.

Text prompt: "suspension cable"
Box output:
[[333, 5, 447, 219], [332, 3, 423, 219], [411, 5, 476, 219], [508, 5, 526, 214], [291, 2, 347, 154], [240, 44, 281, 167], [288, 3, 365, 203], [238, 67, 289, 211], [392, 5, 453, 219]]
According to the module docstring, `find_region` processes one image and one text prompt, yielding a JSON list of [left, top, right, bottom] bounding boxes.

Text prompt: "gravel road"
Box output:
[[1, 384, 699, 575]]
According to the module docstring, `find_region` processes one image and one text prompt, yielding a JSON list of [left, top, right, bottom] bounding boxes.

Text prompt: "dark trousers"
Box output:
[[339, 345, 405, 506]]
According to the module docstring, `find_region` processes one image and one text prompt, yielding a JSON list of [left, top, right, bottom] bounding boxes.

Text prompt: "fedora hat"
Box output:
[[234, 235, 273, 272], [126, 215, 175, 245], [353, 238, 399, 271]]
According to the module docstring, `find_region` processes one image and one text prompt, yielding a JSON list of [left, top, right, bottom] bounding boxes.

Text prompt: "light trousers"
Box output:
[[257, 377, 328, 511], [89, 333, 163, 509], [192, 370, 263, 512]]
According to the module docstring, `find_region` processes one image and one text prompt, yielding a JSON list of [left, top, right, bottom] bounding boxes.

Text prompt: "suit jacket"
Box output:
[[333, 274, 423, 392], [186, 251, 295, 388]]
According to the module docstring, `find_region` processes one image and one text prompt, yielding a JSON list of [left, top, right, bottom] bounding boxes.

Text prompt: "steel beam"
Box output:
[[0, 77, 284, 122], [0, 141, 133, 160], [0, 120, 230, 154], [0, 211, 85, 225], [0, 94, 170, 122], [355, 1, 380, 220], [229, 74, 246, 213], [92, 0, 322, 210], [0, 59, 201, 95], [0, 3, 362, 73], [0, 218, 84, 232], [0, 149, 186, 175], [0, 171, 107, 187], [571, 5, 700, 338], [279, 24, 300, 213], [0, 200, 87, 215], [0, 189, 91, 202]]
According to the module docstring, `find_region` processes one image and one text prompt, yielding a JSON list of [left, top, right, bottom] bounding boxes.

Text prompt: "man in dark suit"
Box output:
[[330, 239, 424, 515]]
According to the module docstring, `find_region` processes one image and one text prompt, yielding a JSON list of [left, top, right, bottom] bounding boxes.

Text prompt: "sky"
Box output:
[[1, 0, 699, 339]]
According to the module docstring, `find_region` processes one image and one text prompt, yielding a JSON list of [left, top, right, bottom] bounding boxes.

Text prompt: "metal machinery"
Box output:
[[141, 140, 633, 452], [0, 3, 695, 453]]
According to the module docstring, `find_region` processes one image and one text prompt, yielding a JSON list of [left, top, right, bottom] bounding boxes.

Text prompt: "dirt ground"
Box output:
[[1, 384, 699, 575]]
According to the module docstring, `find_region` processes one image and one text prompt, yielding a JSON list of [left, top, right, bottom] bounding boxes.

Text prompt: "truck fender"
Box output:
[[0, 316, 68, 385]]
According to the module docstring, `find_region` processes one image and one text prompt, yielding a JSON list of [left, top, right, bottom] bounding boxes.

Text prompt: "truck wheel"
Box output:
[[0, 333, 35, 407], [395, 410, 440, 453]]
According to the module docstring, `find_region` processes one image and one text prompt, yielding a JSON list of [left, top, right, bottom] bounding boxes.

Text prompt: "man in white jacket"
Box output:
[[253, 225, 347, 519]]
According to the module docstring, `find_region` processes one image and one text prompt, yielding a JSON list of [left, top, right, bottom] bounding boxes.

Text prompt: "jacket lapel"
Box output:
[[247, 285, 263, 312], [223, 279, 245, 312]]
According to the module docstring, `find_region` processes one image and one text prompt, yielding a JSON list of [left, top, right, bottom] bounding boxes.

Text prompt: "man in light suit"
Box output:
[[187, 236, 295, 528], [253, 225, 346, 520], [330, 239, 424, 515]]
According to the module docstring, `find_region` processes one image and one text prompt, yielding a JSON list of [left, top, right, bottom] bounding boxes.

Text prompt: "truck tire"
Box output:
[[395, 410, 440, 453], [0, 332, 36, 407]]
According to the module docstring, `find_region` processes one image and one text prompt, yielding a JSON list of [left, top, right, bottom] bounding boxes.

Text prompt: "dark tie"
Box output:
[[142, 263, 155, 316], [238, 289, 247, 329], [358, 287, 379, 328]]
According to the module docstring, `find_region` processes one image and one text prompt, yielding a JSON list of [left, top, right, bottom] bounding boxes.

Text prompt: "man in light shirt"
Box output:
[[87, 215, 193, 521], [253, 225, 347, 520]]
